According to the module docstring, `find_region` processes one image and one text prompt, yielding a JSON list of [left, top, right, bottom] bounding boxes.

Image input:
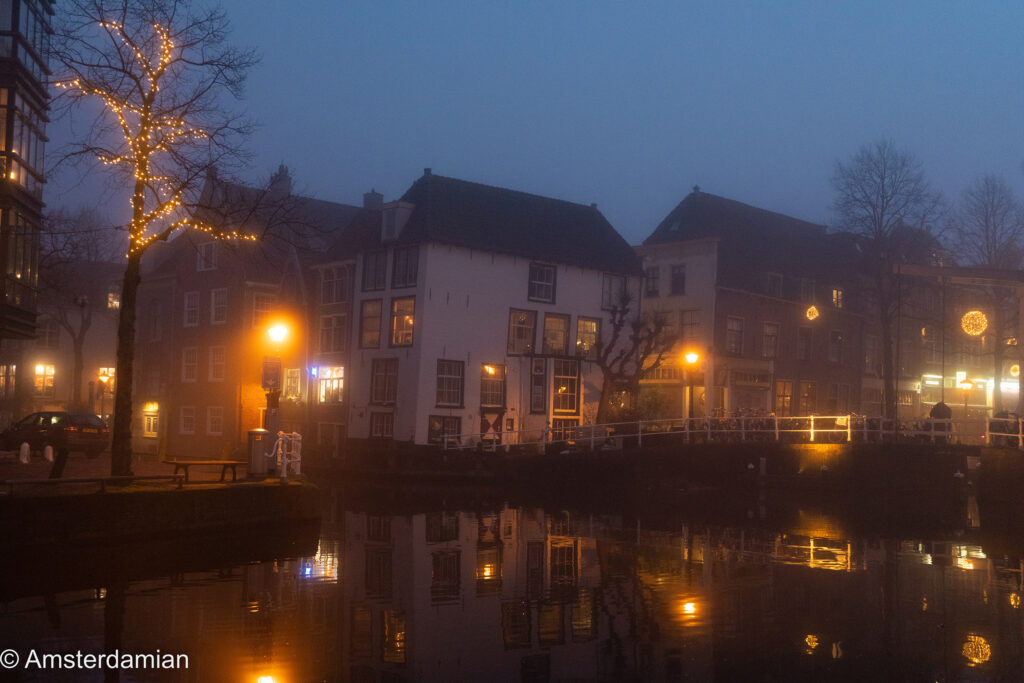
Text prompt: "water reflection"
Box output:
[[2, 488, 1024, 681]]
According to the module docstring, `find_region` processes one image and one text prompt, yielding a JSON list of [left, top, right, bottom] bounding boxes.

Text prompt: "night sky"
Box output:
[[46, 1, 1024, 245]]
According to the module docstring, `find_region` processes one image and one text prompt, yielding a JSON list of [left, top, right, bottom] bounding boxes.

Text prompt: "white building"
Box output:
[[332, 170, 642, 447]]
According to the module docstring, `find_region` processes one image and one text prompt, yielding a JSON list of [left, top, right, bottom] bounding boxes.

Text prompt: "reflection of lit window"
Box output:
[[383, 611, 406, 663], [107, 290, 120, 309], [476, 548, 501, 594], [33, 363, 54, 397], [0, 363, 15, 399], [962, 634, 991, 665]]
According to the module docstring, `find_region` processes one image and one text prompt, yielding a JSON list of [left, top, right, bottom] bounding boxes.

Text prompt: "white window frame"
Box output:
[[180, 406, 196, 435], [183, 291, 200, 327], [208, 346, 225, 381], [207, 406, 223, 435], [252, 292, 275, 330], [197, 242, 217, 271], [143, 412, 159, 438], [210, 288, 227, 325], [182, 347, 198, 382]]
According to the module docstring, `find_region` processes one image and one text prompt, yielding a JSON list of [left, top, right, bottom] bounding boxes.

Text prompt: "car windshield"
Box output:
[[70, 414, 105, 427]]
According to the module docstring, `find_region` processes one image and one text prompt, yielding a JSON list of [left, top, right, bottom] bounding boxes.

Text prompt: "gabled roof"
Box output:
[[643, 189, 826, 246], [345, 172, 641, 274]]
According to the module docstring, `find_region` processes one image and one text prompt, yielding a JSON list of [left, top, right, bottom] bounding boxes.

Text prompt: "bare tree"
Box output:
[[38, 208, 124, 409], [832, 139, 943, 419], [950, 175, 1024, 412], [593, 293, 678, 425], [52, 0, 258, 476]]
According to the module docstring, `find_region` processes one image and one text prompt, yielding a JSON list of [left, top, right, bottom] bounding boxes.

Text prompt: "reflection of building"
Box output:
[[638, 189, 864, 417], [338, 170, 642, 446], [0, 0, 50, 342]]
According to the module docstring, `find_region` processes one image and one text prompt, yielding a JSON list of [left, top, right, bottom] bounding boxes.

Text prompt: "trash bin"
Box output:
[[248, 428, 270, 477]]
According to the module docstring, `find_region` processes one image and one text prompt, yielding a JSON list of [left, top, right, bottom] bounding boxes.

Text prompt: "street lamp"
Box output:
[[683, 351, 700, 420], [98, 370, 111, 419], [263, 323, 289, 439]]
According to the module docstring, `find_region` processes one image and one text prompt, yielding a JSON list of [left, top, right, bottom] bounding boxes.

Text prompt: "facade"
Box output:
[[132, 168, 361, 457], [0, 0, 51, 340], [637, 188, 865, 418], [329, 170, 642, 448]]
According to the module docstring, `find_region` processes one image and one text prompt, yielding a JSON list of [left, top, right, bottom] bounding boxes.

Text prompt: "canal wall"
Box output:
[[0, 481, 321, 548]]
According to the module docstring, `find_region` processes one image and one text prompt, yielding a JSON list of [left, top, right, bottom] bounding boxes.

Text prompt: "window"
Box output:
[[426, 512, 460, 542], [799, 382, 817, 415], [436, 360, 464, 407], [180, 406, 196, 435], [383, 612, 406, 664], [321, 265, 350, 304], [542, 314, 569, 355], [359, 300, 382, 348], [680, 309, 700, 343], [143, 412, 159, 438], [370, 412, 394, 438], [0, 363, 15, 399], [284, 368, 301, 398], [428, 416, 462, 445], [365, 548, 393, 598], [196, 242, 216, 271], [33, 363, 53, 397], [865, 334, 879, 375], [670, 265, 686, 295], [766, 273, 782, 297], [107, 286, 120, 309], [508, 309, 536, 354], [431, 550, 461, 601], [644, 267, 660, 297], [832, 287, 844, 309], [552, 360, 579, 414], [798, 327, 812, 361], [827, 383, 850, 414], [800, 278, 815, 303], [252, 292, 275, 329], [182, 347, 198, 382], [370, 358, 398, 404], [551, 418, 580, 441], [576, 318, 600, 360], [390, 297, 415, 346], [37, 319, 58, 348], [210, 288, 227, 324], [531, 358, 547, 413], [775, 380, 793, 417], [528, 263, 556, 303], [361, 251, 386, 291], [392, 246, 418, 288], [317, 366, 344, 403], [601, 273, 626, 310], [829, 331, 843, 363], [319, 314, 348, 353], [208, 346, 225, 381], [207, 406, 223, 435], [762, 322, 779, 359], [183, 291, 199, 327], [480, 364, 506, 407], [726, 317, 744, 355]]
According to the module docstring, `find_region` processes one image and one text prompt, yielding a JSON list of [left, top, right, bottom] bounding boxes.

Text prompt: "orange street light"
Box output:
[[682, 351, 700, 420], [267, 323, 288, 344], [684, 351, 700, 365]]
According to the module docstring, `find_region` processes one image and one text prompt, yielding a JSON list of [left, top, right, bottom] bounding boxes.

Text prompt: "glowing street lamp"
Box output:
[[683, 351, 700, 420], [263, 322, 290, 445], [98, 369, 112, 419], [268, 324, 288, 344]]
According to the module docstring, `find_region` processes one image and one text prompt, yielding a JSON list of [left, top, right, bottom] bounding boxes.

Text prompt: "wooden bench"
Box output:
[[162, 459, 245, 483]]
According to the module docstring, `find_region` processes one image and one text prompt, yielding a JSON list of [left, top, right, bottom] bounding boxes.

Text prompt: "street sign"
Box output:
[[262, 356, 282, 391]]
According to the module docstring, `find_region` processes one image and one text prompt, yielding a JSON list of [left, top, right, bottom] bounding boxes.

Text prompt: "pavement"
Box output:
[[0, 451, 199, 482]]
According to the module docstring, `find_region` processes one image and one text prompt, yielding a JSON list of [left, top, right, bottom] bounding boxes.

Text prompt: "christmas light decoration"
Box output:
[[961, 310, 988, 336]]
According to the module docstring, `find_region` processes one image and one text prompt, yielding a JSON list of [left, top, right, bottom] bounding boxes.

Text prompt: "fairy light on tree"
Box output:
[[53, 0, 258, 476]]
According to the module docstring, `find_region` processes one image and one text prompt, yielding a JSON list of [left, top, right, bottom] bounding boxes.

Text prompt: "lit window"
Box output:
[[143, 411, 159, 438], [480, 364, 506, 407], [107, 288, 120, 309], [528, 263, 556, 303], [210, 288, 227, 324], [508, 309, 536, 354], [543, 314, 570, 355], [576, 318, 600, 360], [552, 360, 579, 414], [32, 363, 54, 397], [317, 366, 344, 404], [428, 416, 462, 445], [284, 368, 301, 398], [180, 406, 196, 434], [197, 242, 216, 271], [183, 291, 199, 327], [390, 297, 415, 346], [832, 287, 844, 309], [775, 380, 793, 416]]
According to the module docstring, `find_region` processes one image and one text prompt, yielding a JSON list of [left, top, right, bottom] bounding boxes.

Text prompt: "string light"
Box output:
[[961, 310, 988, 336], [61, 17, 257, 256]]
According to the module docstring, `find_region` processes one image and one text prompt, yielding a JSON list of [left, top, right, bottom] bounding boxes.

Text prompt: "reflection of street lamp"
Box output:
[[683, 351, 700, 419], [959, 380, 973, 419]]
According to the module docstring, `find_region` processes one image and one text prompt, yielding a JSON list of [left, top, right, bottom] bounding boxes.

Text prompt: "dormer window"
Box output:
[[197, 242, 216, 271]]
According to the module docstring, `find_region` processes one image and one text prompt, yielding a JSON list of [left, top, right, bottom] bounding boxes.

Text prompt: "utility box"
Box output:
[[248, 428, 270, 477]]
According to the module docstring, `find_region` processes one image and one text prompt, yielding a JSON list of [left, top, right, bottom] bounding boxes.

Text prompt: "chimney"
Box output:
[[590, 202, 597, 209], [363, 188, 383, 209], [424, 167, 432, 176]]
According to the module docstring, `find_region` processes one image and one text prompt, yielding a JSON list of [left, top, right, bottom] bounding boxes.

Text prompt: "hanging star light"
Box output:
[[961, 310, 988, 336]]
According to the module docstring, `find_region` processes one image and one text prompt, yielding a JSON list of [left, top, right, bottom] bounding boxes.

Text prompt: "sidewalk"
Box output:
[[0, 451, 188, 481]]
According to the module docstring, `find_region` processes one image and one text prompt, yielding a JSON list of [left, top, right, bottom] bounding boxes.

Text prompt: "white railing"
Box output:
[[441, 414, 1004, 452]]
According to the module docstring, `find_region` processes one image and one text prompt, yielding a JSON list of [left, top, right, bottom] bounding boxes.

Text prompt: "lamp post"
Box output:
[[98, 370, 111, 420], [263, 323, 288, 441], [683, 351, 700, 420]]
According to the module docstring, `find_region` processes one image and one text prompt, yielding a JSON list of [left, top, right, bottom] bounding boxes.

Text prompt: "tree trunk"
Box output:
[[71, 334, 85, 408], [595, 376, 614, 426], [110, 252, 141, 477], [879, 289, 897, 421]]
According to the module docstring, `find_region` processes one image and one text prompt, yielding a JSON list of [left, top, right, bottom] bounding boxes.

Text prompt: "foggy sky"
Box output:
[[45, 1, 1024, 245]]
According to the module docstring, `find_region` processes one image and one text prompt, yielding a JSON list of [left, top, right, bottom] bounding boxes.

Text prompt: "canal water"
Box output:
[[1, 479, 1022, 682]]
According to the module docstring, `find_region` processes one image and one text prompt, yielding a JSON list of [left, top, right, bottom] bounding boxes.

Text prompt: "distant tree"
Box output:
[[593, 292, 678, 425], [950, 175, 1024, 413], [37, 208, 124, 409], [52, 0, 259, 476], [832, 139, 943, 419]]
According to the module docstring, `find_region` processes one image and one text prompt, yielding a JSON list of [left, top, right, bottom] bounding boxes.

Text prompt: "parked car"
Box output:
[[0, 412, 110, 458]]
